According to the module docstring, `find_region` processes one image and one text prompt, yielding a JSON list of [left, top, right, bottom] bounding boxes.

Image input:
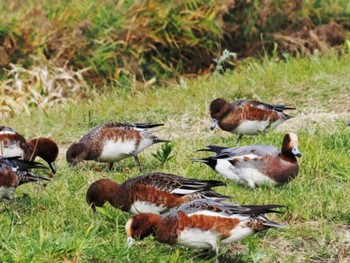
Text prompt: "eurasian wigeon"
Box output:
[[210, 98, 296, 140], [86, 172, 230, 214], [192, 133, 302, 188], [0, 156, 50, 203], [0, 126, 29, 158], [24, 138, 59, 174], [125, 199, 285, 257], [66, 122, 170, 170], [0, 126, 59, 174]]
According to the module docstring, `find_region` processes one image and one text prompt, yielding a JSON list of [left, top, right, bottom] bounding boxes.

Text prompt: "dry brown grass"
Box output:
[[0, 62, 90, 118]]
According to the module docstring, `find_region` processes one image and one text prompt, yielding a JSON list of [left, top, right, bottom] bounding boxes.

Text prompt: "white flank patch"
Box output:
[[235, 120, 270, 134], [99, 139, 136, 162], [0, 142, 23, 157], [215, 159, 240, 182], [178, 213, 255, 248], [129, 201, 166, 215], [134, 138, 153, 154], [217, 154, 276, 188], [221, 224, 255, 244], [238, 167, 276, 188], [0, 187, 15, 200], [178, 228, 218, 249], [270, 118, 285, 129]]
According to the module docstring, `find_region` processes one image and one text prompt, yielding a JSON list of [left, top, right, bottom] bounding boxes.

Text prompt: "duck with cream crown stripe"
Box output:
[[0, 156, 50, 203], [210, 98, 296, 140], [66, 122, 170, 170], [0, 126, 59, 174], [125, 199, 286, 259], [192, 133, 301, 188], [86, 172, 231, 214]]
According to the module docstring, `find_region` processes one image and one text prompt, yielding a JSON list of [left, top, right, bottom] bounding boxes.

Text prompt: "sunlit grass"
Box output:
[[1, 55, 350, 262]]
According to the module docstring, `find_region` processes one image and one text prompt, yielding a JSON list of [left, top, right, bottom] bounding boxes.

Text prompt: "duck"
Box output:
[[210, 98, 296, 140], [24, 138, 59, 174], [0, 156, 50, 203], [192, 133, 301, 188], [86, 172, 230, 214], [0, 126, 28, 157], [66, 122, 170, 170], [125, 199, 286, 258], [0, 126, 59, 174]]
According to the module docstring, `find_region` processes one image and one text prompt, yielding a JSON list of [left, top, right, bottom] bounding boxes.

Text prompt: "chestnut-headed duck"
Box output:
[[126, 199, 285, 257], [86, 172, 230, 214], [0, 126, 59, 174], [210, 98, 296, 140], [66, 122, 169, 170], [192, 133, 301, 188]]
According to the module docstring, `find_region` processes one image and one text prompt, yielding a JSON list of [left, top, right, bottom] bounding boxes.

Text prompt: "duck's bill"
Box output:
[[292, 146, 302, 157], [126, 237, 135, 248], [210, 119, 218, 130], [49, 162, 56, 174]]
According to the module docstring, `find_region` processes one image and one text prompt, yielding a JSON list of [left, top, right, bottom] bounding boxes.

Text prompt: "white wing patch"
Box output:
[[0, 131, 16, 135], [188, 210, 248, 221]]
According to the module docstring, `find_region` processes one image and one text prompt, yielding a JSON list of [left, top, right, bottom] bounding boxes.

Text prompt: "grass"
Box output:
[[1, 53, 350, 262]]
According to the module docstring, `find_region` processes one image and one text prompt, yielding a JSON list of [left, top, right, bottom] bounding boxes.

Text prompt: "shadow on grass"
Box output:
[[193, 249, 247, 263]]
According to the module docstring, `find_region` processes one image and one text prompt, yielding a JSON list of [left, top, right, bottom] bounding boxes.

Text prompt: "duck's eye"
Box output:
[[132, 221, 140, 231]]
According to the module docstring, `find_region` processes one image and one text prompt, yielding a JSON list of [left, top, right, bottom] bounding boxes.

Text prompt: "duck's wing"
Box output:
[[126, 172, 226, 196]]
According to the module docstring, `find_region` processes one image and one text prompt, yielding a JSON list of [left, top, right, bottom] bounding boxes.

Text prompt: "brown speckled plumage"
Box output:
[[126, 199, 285, 249], [0, 157, 50, 202], [0, 126, 59, 174], [210, 98, 295, 136], [66, 122, 169, 169], [86, 172, 230, 214]]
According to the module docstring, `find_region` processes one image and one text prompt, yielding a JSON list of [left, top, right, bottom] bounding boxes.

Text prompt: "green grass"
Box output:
[[1, 53, 350, 262]]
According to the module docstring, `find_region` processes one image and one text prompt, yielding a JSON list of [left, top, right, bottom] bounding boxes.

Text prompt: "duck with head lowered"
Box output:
[[86, 172, 230, 214], [0, 126, 58, 174], [66, 122, 170, 170]]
